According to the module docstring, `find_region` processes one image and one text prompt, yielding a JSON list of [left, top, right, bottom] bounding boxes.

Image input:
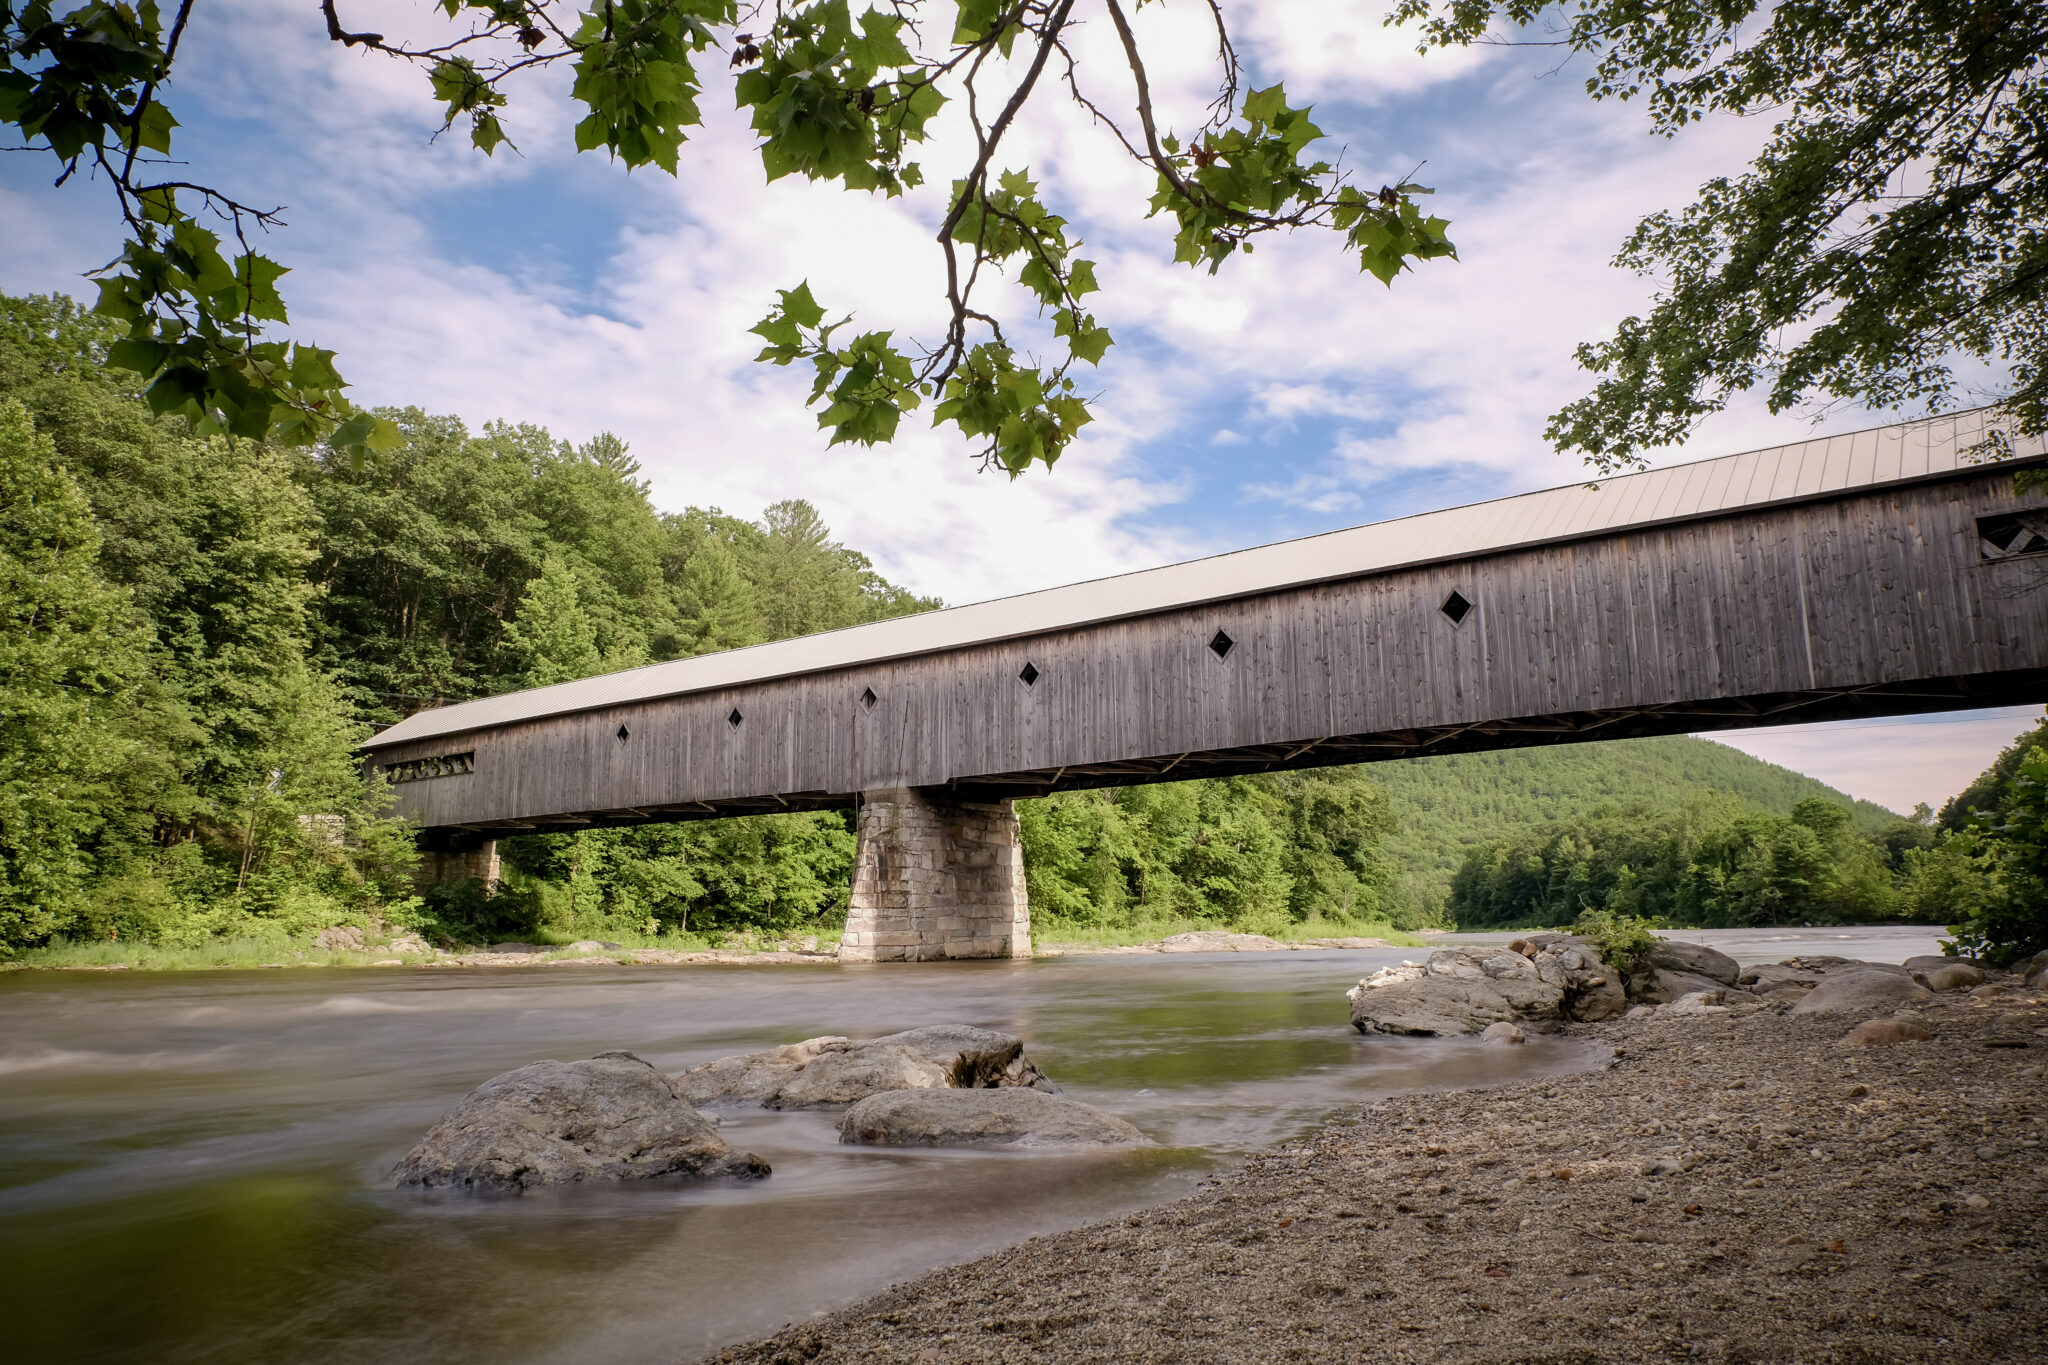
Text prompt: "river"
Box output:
[[0, 928, 1935, 1364]]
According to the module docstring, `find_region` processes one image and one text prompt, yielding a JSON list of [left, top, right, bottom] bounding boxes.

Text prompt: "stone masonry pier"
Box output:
[[839, 788, 1031, 962]]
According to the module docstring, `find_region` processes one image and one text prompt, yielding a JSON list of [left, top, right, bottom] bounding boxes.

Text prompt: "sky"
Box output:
[[3, 0, 2040, 814]]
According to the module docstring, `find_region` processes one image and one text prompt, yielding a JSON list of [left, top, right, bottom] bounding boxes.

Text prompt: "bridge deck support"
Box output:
[[840, 787, 1031, 962], [417, 834, 500, 891]]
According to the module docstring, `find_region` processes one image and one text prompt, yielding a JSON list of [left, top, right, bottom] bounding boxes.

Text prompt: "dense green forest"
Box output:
[[3, 290, 2043, 961], [0, 292, 935, 951], [1364, 737, 1900, 919], [1446, 717, 2048, 962]]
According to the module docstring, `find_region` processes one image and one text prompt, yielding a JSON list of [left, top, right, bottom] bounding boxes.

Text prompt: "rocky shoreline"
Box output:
[[712, 960, 2047, 1365]]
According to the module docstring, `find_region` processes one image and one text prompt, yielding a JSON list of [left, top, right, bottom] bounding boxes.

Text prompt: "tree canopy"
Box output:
[[0, 0, 1454, 472], [1397, 0, 2048, 465]]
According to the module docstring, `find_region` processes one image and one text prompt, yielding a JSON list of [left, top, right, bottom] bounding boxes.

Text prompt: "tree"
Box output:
[[1, 0, 1454, 472], [1397, 0, 2048, 466], [0, 397, 157, 943]]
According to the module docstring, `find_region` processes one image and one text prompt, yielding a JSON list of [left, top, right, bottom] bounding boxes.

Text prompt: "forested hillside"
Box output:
[[1366, 737, 1900, 918]]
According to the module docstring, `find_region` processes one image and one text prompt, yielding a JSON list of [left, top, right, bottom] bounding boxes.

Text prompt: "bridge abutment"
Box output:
[[839, 787, 1031, 962], [416, 833, 500, 891]]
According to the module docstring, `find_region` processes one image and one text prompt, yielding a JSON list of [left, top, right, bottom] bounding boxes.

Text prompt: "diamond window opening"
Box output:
[[727, 708, 744, 729], [859, 687, 878, 710], [1018, 661, 1040, 687], [1441, 590, 1473, 625], [1208, 629, 1234, 659], [616, 724, 630, 742], [1978, 511, 2048, 560]]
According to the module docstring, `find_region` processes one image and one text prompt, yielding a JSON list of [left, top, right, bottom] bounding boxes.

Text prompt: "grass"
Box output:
[[1035, 917, 1425, 951]]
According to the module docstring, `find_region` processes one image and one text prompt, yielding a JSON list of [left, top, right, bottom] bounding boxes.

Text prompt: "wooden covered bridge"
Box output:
[[362, 411, 2048, 960]]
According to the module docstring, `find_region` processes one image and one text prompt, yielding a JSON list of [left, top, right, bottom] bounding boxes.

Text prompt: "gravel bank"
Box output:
[[714, 980, 2046, 1364]]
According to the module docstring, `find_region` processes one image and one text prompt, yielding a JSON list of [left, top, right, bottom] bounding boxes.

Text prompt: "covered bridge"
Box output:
[[362, 411, 2048, 960]]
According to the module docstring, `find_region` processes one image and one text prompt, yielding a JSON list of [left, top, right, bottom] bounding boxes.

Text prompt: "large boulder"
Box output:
[[1739, 963, 1821, 992], [679, 1025, 1058, 1110], [1903, 955, 1976, 973], [1789, 971, 1934, 1017], [2024, 949, 2048, 987], [1645, 939, 1741, 985], [1912, 962, 1984, 993], [1634, 967, 1735, 1005], [676, 1035, 849, 1105], [1518, 934, 1628, 1021], [840, 1088, 1148, 1148], [391, 1051, 768, 1191], [1350, 939, 1625, 1034], [1348, 967, 1519, 1036]]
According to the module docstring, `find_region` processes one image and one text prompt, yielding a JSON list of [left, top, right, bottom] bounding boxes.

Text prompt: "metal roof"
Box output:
[[364, 409, 2045, 750]]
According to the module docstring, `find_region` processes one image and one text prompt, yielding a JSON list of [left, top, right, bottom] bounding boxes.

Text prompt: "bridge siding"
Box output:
[[379, 471, 2047, 831]]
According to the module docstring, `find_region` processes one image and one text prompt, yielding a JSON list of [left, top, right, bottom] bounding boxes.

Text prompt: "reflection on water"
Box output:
[[0, 950, 1607, 1365]]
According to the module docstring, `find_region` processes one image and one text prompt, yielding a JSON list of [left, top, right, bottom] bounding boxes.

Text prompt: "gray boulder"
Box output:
[[1912, 963, 1984, 993], [1519, 933, 1628, 1021], [1740, 963, 1821, 992], [1645, 939, 1741, 985], [676, 1035, 850, 1105], [1791, 955, 1912, 977], [1790, 971, 1934, 1016], [680, 1025, 1058, 1110], [1347, 957, 1530, 1036], [1903, 954, 1976, 973], [770, 1042, 952, 1108], [392, 1051, 768, 1191], [1634, 967, 1734, 1005], [840, 1087, 1148, 1148]]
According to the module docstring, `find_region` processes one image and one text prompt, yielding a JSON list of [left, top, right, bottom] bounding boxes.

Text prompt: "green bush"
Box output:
[[1571, 907, 1659, 974]]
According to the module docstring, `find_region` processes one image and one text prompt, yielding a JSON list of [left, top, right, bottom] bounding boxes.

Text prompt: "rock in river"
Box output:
[[1348, 937, 1625, 1035], [392, 1051, 769, 1191], [840, 1087, 1148, 1149], [679, 1025, 1059, 1109]]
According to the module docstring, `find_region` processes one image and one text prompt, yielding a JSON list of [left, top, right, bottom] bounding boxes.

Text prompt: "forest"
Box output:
[[3, 290, 2044, 962], [1446, 718, 2048, 962]]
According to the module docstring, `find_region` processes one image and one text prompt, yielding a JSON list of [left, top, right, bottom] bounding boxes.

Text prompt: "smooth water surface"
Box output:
[[0, 948, 1618, 1363]]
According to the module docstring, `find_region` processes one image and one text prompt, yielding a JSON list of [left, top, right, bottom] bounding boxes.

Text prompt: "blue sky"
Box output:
[[3, 0, 2039, 811]]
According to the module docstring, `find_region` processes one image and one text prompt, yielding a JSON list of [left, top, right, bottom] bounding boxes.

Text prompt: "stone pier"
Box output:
[[416, 833, 500, 891], [839, 787, 1031, 962]]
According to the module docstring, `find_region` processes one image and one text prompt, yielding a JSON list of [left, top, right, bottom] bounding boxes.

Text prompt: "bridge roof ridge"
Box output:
[[363, 408, 2046, 751]]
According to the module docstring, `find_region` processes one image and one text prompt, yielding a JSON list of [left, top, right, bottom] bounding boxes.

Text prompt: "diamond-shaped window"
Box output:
[[1208, 629, 1234, 659], [1018, 662, 1040, 687], [859, 686, 877, 710], [1441, 590, 1473, 625], [616, 724, 630, 742], [727, 708, 744, 728]]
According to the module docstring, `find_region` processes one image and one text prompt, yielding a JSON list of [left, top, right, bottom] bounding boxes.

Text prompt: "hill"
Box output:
[[1365, 735, 1900, 919]]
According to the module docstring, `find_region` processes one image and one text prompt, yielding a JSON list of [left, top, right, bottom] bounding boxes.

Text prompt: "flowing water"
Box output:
[[0, 931, 1924, 1364]]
